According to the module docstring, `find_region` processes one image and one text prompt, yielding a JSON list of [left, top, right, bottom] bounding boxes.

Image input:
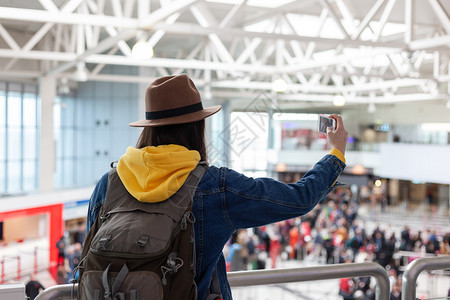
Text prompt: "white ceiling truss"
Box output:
[[0, 0, 450, 108]]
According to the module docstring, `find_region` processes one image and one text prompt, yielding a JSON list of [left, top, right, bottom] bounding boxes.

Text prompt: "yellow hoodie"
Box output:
[[116, 144, 200, 203]]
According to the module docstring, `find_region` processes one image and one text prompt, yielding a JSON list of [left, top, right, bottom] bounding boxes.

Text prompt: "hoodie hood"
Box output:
[[116, 145, 200, 203]]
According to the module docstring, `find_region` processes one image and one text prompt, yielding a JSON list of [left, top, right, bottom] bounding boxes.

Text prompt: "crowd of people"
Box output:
[[55, 222, 86, 285], [223, 186, 450, 299], [49, 184, 448, 299]]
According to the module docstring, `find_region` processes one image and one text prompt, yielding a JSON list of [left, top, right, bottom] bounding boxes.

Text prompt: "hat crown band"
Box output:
[[146, 102, 204, 120]]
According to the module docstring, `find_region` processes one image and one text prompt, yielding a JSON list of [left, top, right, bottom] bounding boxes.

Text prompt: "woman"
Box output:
[[87, 74, 348, 299]]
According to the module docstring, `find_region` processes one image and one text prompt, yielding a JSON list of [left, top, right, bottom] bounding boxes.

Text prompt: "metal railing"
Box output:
[[35, 262, 390, 300], [35, 283, 78, 300], [228, 262, 390, 300], [402, 256, 450, 300]]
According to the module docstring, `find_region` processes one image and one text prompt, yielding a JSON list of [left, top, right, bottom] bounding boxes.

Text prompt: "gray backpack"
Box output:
[[77, 163, 207, 300]]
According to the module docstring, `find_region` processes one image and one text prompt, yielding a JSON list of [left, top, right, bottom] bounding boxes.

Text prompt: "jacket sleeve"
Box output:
[[223, 154, 345, 230], [86, 172, 109, 234]]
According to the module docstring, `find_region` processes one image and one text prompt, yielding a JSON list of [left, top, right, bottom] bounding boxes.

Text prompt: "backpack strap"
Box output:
[[100, 162, 208, 221], [102, 263, 129, 300]]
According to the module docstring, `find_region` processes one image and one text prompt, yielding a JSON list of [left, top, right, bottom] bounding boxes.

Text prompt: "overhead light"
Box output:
[[73, 62, 87, 82], [272, 78, 287, 93], [368, 103, 376, 113], [131, 39, 154, 60], [333, 94, 345, 106]]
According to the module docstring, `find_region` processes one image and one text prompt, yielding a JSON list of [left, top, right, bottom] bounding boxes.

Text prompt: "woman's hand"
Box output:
[[326, 114, 348, 155]]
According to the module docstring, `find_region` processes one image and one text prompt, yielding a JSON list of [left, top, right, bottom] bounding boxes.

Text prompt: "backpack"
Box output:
[[76, 162, 207, 300]]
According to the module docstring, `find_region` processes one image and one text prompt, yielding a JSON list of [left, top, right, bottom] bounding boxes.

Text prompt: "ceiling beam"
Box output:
[[46, 0, 198, 76], [319, 0, 351, 39], [427, 0, 450, 35], [409, 35, 450, 50], [0, 6, 138, 28], [152, 22, 406, 49], [0, 24, 20, 51], [351, 0, 386, 40]]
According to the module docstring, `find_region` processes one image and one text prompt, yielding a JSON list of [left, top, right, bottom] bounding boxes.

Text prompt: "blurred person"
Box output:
[[388, 268, 398, 291], [354, 246, 370, 263], [428, 229, 440, 251], [25, 274, 45, 300], [56, 264, 70, 284], [339, 276, 355, 300], [270, 235, 282, 268], [245, 235, 258, 270], [55, 235, 66, 266], [333, 220, 349, 248], [355, 276, 371, 297], [390, 284, 401, 300], [440, 233, 449, 255], [66, 243, 81, 282], [372, 231, 386, 265], [227, 241, 243, 271], [410, 231, 423, 252], [73, 222, 85, 245], [85, 74, 348, 299], [425, 240, 437, 254], [400, 226, 411, 251], [383, 233, 397, 267], [349, 228, 365, 260], [289, 225, 299, 259], [323, 230, 335, 264]]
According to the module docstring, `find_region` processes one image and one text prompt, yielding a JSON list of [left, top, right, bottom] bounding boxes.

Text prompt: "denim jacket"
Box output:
[[87, 153, 345, 300]]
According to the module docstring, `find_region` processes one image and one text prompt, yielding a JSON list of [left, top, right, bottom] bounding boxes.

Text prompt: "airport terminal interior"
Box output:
[[0, 0, 449, 299]]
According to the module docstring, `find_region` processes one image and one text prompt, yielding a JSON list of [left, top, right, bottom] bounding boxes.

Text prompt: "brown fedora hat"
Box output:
[[129, 74, 221, 127]]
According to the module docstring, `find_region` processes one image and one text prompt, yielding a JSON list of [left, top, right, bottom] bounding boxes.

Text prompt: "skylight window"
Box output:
[[206, 0, 295, 8], [286, 14, 346, 39]]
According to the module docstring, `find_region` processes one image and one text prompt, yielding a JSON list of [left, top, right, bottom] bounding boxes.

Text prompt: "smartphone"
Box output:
[[318, 115, 336, 133]]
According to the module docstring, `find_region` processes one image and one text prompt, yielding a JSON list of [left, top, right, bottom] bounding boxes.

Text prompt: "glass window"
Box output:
[[7, 160, 21, 192], [54, 159, 63, 188], [7, 128, 22, 160], [0, 90, 5, 126], [53, 102, 61, 129], [1, 81, 39, 194], [7, 92, 22, 127], [23, 128, 37, 160], [62, 98, 75, 127], [23, 160, 37, 191], [0, 161, 5, 193], [63, 158, 75, 186], [63, 129, 75, 157], [54, 128, 63, 159], [23, 94, 37, 127], [0, 128, 5, 161]]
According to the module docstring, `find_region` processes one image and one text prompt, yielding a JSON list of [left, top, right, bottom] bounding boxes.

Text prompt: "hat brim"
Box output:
[[129, 105, 221, 127]]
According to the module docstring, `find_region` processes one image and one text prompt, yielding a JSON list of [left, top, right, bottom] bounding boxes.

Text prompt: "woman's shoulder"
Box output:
[[197, 165, 239, 189]]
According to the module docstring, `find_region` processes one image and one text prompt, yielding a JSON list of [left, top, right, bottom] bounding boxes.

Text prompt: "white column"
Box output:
[[39, 76, 56, 192]]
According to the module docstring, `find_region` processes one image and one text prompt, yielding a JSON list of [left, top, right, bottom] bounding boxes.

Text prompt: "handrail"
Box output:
[[35, 262, 390, 300], [35, 283, 78, 300], [402, 256, 450, 300], [228, 262, 390, 300]]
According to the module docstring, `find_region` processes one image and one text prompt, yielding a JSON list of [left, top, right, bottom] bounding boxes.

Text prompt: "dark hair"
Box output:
[[136, 120, 207, 161]]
